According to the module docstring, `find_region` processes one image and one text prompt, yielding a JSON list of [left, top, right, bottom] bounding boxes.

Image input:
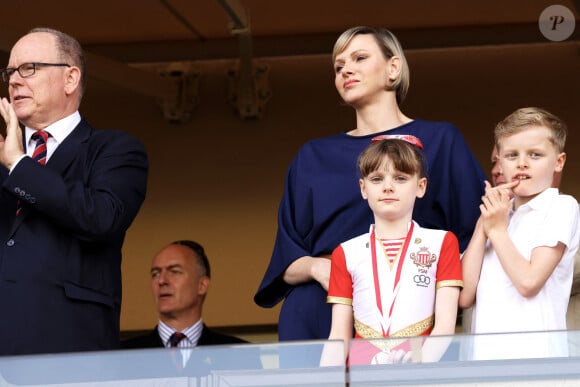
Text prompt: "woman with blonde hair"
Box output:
[[255, 26, 485, 352]]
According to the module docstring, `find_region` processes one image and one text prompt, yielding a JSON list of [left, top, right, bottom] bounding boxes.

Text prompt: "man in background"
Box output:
[[122, 240, 248, 349], [122, 240, 262, 375]]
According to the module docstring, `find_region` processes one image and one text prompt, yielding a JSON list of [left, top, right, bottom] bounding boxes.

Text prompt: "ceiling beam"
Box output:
[[160, 0, 206, 41], [84, 52, 176, 100], [217, 0, 249, 30], [81, 23, 579, 64]]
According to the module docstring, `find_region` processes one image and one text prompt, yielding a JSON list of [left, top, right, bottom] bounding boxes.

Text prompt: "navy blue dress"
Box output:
[[255, 119, 486, 342]]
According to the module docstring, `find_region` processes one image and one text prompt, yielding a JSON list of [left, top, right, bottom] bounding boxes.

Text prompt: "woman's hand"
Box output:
[[311, 255, 331, 291], [283, 254, 331, 290]]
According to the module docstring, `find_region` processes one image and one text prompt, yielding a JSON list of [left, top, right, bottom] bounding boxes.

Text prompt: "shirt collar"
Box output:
[[515, 187, 559, 212], [25, 111, 81, 146], [157, 318, 204, 348]]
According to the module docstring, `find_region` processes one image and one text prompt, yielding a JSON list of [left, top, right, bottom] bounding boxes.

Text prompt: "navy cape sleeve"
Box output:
[[254, 136, 373, 307]]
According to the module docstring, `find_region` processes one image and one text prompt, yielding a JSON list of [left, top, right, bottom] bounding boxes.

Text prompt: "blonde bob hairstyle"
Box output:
[[332, 26, 410, 105]]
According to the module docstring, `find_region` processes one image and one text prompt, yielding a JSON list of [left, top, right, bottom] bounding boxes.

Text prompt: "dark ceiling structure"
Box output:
[[0, 0, 578, 120]]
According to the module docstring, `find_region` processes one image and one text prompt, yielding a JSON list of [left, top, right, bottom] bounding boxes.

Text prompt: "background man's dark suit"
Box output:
[[121, 324, 248, 349], [0, 120, 148, 355], [121, 325, 262, 377]]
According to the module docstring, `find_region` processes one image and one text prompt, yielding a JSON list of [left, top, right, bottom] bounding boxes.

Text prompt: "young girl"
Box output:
[[323, 136, 462, 365]]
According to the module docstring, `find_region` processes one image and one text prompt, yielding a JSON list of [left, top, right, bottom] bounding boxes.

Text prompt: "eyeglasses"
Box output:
[[371, 134, 424, 150], [1, 62, 71, 82]]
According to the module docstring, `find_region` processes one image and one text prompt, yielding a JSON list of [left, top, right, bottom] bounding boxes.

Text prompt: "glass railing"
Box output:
[[0, 340, 345, 386], [348, 329, 580, 386], [2, 331, 580, 386]]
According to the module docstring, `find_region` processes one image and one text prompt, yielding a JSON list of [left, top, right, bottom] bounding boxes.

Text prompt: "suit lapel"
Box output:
[[46, 120, 91, 175], [151, 327, 165, 347], [197, 324, 214, 346]]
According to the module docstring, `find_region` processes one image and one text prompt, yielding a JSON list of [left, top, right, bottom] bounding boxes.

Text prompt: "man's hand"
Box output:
[[0, 97, 24, 169]]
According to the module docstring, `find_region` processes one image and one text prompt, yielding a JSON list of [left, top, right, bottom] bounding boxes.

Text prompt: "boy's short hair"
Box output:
[[495, 107, 567, 152], [358, 139, 426, 179]]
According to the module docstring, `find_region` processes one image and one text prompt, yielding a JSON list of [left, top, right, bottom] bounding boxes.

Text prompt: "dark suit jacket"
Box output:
[[0, 119, 148, 356], [121, 324, 262, 377], [121, 324, 249, 349]]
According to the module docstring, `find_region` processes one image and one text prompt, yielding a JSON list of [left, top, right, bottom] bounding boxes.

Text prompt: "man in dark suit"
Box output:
[[0, 27, 148, 356], [122, 241, 262, 377], [122, 240, 248, 349]]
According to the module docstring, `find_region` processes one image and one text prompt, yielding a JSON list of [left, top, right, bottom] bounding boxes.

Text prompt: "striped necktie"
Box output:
[[31, 131, 49, 165], [169, 332, 187, 370], [169, 332, 187, 347]]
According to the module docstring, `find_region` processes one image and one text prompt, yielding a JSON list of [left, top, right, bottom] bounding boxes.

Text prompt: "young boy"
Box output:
[[322, 136, 462, 365], [460, 107, 580, 360]]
